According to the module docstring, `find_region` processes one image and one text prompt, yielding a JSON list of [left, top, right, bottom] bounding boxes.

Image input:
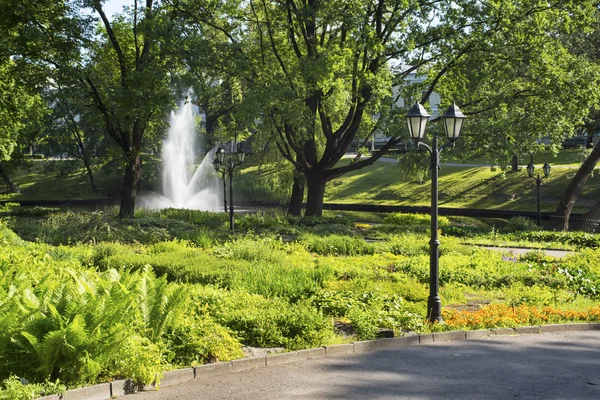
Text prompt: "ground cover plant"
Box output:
[[1, 208, 599, 397]]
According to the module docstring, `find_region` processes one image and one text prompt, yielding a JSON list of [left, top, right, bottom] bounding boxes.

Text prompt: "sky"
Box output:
[[103, 0, 130, 18]]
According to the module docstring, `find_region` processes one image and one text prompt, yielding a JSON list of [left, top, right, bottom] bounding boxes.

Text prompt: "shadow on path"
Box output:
[[134, 331, 600, 400]]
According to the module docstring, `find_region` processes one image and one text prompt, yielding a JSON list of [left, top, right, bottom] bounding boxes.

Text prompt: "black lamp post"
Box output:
[[406, 102, 466, 323], [213, 158, 228, 213], [526, 160, 551, 226], [213, 144, 245, 231]]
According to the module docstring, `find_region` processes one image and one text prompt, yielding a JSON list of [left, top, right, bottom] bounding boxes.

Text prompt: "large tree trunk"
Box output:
[[511, 155, 518, 172], [553, 141, 600, 230], [288, 169, 305, 216], [119, 154, 142, 218], [0, 163, 17, 193], [205, 112, 217, 139], [305, 172, 326, 217]]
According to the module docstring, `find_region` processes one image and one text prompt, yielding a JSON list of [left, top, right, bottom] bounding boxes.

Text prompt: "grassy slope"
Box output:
[[324, 161, 600, 214], [1, 160, 120, 201], [386, 149, 587, 165], [4, 154, 600, 214]]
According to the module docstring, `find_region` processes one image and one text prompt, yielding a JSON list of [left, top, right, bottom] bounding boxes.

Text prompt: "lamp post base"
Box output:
[[427, 296, 443, 323]]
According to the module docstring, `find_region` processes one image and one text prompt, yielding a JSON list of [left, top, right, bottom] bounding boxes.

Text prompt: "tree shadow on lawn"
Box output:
[[317, 333, 600, 399]]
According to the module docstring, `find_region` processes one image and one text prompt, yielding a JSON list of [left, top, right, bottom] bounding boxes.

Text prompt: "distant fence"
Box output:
[[1, 198, 597, 231]]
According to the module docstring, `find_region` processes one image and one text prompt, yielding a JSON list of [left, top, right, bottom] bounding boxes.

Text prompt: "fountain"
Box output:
[[140, 101, 222, 210]]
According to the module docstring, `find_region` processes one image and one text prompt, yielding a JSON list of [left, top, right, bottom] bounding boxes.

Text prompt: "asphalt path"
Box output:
[[133, 331, 600, 400]]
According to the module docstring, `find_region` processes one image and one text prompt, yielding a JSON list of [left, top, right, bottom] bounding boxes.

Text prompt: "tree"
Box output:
[[3, 0, 179, 217], [552, 16, 600, 231], [184, 0, 596, 216], [41, 82, 101, 192], [80, 2, 179, 217], [0, 58, 45, 192]]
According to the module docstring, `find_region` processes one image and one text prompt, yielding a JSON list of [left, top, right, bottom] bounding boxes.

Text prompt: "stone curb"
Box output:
[[297, 347, 326, 359], [515, 326, 541, 335], [266, 351, 299, 366], [433, 330, 466, 342], [231, 356, 267, 372], [466, 329, 491, 339], [34, 323, 598, 400]]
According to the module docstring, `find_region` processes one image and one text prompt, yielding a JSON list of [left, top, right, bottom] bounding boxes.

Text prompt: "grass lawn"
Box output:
[[324, 161, 600, 214], [385, 148, 588, 166], [0, 160, 119, 201], [3, 155, 599, 216]]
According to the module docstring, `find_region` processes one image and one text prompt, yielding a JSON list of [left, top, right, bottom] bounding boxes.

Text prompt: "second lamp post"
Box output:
[[406, 102, 466, 323], [213, 144, 245, 231], [526, 160, 551, 226]]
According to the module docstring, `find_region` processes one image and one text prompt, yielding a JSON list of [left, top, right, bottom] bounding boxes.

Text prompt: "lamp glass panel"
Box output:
[[444, 118, 454, 139], [526, 162, 534, 178], [409, 117, 423, 139], [452, 118, 464, 139], [418, 117, 428, 139], [237, 151, 245, 163], [543, 163, 551, 178], [217, 149, 225, 163]]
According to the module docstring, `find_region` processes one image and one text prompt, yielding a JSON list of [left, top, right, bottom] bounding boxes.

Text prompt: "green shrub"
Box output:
[[383, 213, 450, 227], [167, 316, 243, 365], [503, 283, 553, 306], [200, 292, 334, 350], [504, 216, 540, 232], [300, 234, 374, 256], [8, 210, 202, 245], [0, 376, 65, 400], [105, 238, 330, 300], [0, 220, 22, 245], [348, 309, 381, 339], [235, 212, 286, 231], [289, 215, 354, 228]]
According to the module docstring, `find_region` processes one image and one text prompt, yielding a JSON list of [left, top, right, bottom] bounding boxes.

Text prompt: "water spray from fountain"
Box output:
[[140, 101, 222, 210]]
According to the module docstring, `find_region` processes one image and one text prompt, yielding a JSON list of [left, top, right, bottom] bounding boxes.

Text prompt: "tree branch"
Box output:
[[93, 1, 128, 86]]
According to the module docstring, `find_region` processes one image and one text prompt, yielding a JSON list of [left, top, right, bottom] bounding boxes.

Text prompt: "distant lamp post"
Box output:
[[213, 156, 228, 213], [214, 144, 245, 231], [406, 102, 466, 323], [526, 160, 551, 226]]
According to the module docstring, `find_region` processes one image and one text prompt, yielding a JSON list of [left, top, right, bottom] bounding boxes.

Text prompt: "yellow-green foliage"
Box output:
[[1, 209, 600, 396], [0, 246, 243, 390], [383, 212, 450, 227]]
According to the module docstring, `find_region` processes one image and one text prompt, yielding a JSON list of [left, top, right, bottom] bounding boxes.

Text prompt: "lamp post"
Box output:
[[406, 102, 466, 323], [213, 144, 245, 231], [213, 157, 228, 213], [526, 160, 551, 226]]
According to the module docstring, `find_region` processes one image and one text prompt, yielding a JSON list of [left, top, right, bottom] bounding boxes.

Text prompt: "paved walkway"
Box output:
[[134, 331, 600, 400]]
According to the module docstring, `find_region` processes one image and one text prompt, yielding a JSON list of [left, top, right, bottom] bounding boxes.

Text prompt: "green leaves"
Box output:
[[0, 257, 225, 387]]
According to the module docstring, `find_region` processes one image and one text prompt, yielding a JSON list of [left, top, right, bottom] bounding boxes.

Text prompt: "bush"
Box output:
[[504, 216, 540, 232], [300, 233, 374, 256], [289, 215, 354, 228], [235, 212, 286, 231], [8, 210, 201, 245], [200, 291, 334, 350], [383, 212, 450, 227], [0, 376, 65, 400]]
